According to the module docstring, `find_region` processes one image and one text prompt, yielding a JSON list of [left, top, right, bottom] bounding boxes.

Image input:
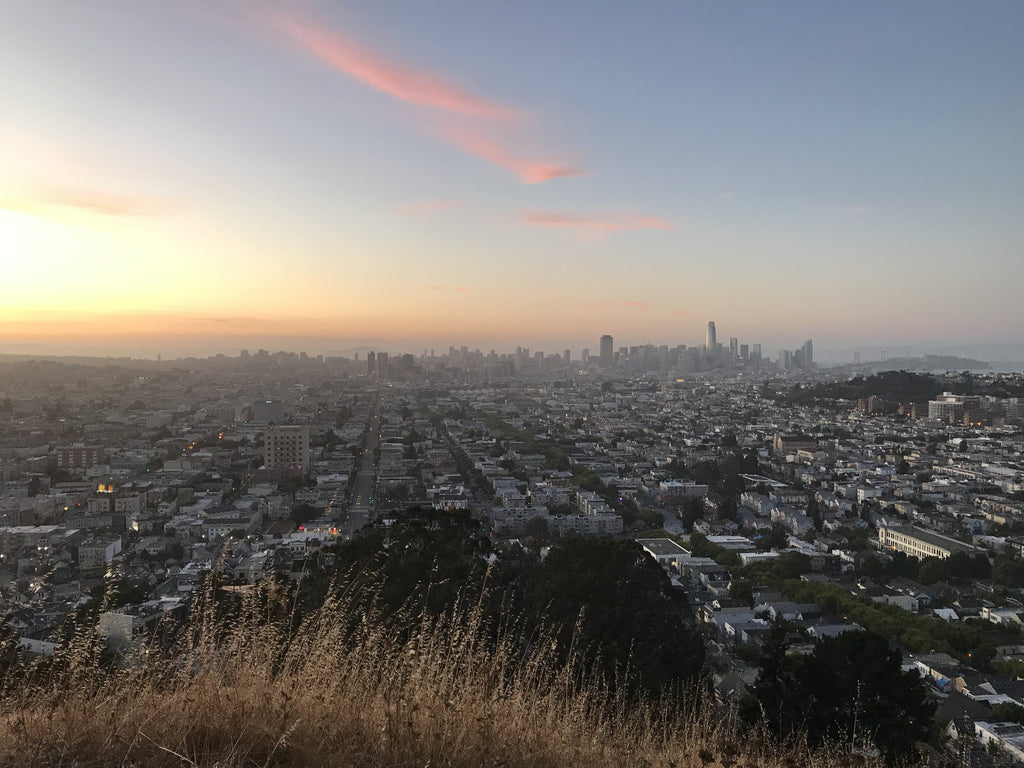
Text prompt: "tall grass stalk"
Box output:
[[0, 574, 891, 767]]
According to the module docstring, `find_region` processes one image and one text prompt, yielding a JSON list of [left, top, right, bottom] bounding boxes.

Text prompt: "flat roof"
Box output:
[[884, 525, 978, 554], [636, 538, 689, 556]]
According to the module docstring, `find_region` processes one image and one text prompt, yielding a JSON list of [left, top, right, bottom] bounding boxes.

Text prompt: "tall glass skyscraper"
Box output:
[[600, 334, 613, 366]]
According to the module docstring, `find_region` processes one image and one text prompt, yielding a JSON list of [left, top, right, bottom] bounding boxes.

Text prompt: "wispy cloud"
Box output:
[[277, 15, 515, 120], [522, 211, 672, 238], [275, 13, 582, 184], [398, 199, 461, 216], [441, 125, 584, 184], [4, 188, 174, 217], [674, 309, 690, 318]]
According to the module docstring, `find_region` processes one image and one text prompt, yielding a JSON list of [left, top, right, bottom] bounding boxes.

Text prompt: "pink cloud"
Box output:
[[399, 199, 460, 216], [274, 12, 582, 184], [440, 124, 584, 184], [674, 310, 690, 318], [14, 187, 176, 217], [522, 211, 672, 235], [277, 15, 515, 120]]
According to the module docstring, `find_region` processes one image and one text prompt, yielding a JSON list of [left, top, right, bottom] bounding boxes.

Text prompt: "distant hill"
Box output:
[[835, 354, 990, 374], [778, 369, 1024, 406]]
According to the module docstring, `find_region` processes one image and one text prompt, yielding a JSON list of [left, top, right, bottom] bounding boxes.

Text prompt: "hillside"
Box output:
[[0, 582, 883, 768]]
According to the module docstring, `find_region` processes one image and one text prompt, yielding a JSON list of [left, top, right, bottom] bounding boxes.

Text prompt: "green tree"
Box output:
[[729, 578, 753, 606], [678, 496, 704, 530], [746, 629, 934, 765], [806, 496, 823, 531], [290, 503, 318, 526], [992, 557, 1024, 588], [522, 515, 550, 543], [757, 523, 789, 551], [507, 537, 705, 697], [993, 702, 1024, 724], [330, 507, 492, 620]]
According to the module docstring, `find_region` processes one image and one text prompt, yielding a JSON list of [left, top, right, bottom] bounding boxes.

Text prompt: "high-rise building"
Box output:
[[581, 348, 590, 364], [729, 337, 739, 358], [564, 348, 571, 363], [376, 352, 389, 379], [705, 321, 717, 350], [802, 339, 814, 370], [600, 335, 613, 367], [367, 351, 376, 376], [264, 425, 310, 477]]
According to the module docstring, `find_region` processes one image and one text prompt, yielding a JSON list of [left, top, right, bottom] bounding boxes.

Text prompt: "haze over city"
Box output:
[[2, 1, 1022, 359]]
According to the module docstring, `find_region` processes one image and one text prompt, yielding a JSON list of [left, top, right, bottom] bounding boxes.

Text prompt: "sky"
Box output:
[[1, 1, 1022, 360]]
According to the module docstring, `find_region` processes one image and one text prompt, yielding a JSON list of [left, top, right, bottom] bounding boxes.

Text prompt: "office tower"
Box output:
[[581, 348, 590, 364], [264, 425, 310, 477], [705, 321, 717, 349], [367, 351, 376, 376], [729, 337, 739, 358], [376, 352, 389, 379], [600, 335, 613, 367], [802, 339, 814, 370], [740, 344, 749, 361], [564, 348, 571, 363]]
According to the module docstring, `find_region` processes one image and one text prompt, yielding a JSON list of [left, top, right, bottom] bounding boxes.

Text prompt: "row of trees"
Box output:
[[782, 578, 1021, 665]]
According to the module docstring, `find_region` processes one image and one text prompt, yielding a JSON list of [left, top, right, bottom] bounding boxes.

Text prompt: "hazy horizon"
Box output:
[[3, 2, 1022, 353], [3, 332, 1024, 368]]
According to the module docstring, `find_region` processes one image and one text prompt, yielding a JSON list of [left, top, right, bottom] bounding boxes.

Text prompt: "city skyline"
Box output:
[[2, 1, 1023, 356]]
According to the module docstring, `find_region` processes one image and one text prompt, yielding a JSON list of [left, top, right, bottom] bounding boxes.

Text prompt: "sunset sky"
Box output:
[[2, 1, 1022, 359]]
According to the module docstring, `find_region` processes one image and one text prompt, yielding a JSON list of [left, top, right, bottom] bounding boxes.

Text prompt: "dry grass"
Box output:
[[0, 580, 890, 768]]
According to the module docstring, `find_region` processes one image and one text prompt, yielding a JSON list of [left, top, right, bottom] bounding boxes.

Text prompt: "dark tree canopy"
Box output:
[[745, 625, 934, 765], [330, 506, 492, 619], [326, 515, 706, 702], [506, 537, 705, 697]]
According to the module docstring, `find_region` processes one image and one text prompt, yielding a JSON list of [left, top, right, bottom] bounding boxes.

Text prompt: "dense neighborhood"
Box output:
[[3, 349, 1024, 764]]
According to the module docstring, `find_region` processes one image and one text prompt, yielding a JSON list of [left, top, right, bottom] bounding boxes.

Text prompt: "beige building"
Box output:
[[877, 525, 977, 560], [263, 426, 310, 477]]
